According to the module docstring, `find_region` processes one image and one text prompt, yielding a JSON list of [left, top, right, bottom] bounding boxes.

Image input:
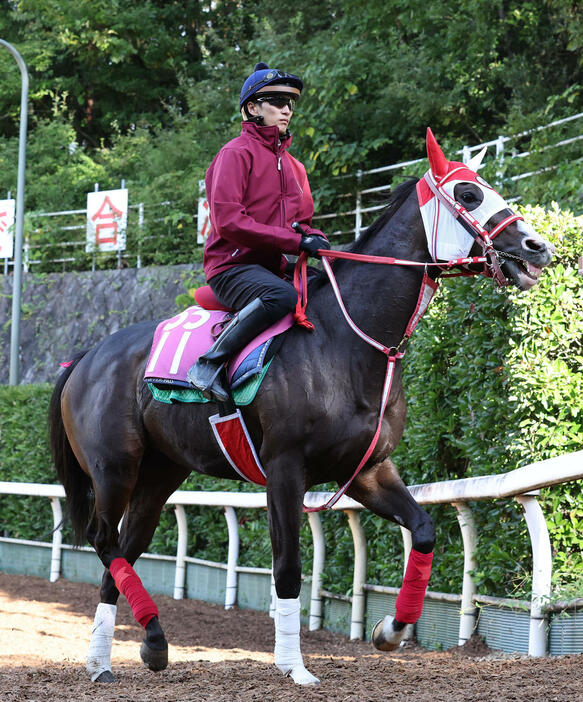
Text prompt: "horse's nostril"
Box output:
[[524, 237, 544, 251]]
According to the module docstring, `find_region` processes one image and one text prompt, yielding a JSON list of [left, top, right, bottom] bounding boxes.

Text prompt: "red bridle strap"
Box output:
[[424, 171, 522, 286]]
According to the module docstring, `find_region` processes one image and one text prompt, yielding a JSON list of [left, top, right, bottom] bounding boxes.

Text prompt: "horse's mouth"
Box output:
[[500, 257, 545, 290]]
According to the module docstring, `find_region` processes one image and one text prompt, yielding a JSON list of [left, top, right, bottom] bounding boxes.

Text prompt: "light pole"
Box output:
[[0, 39, 28, 385]]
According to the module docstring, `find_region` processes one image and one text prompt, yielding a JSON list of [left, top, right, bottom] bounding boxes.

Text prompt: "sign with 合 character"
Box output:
[[0, 199, 15, 259], [86, 189, 128, 253], [197, 180, 210, 244]]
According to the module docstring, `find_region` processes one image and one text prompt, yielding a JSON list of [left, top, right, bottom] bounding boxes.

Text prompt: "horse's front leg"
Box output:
[[266, 459, 319, 686], [347, 456, 435, 651]]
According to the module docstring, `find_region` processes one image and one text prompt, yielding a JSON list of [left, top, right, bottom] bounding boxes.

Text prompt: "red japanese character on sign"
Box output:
[[199, 199, 210, 240], [197, 180, 210, 245], [0, 199, 15, 258], [92, 195, 123, 245], [86, 189, 128, 253], [0, 212, 7, 257]]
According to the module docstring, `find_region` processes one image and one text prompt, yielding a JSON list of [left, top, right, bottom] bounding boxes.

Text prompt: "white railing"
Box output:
[[1, 449, 582, 656], [320, 111, 583, 238], [2, 113, 581, 273]]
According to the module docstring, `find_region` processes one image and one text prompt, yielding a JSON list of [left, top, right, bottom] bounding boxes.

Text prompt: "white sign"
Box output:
[[0, 199, 15, 259], [86, 189, 128, 253], [197, 180, 210, 244]]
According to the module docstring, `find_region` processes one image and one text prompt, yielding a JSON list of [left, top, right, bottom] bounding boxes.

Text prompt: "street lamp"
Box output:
[[0, 39, 28, 385]]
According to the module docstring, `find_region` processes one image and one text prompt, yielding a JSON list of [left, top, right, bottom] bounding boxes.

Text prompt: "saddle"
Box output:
[[144, 286, 296, 487], [144, 287, 292, 403]]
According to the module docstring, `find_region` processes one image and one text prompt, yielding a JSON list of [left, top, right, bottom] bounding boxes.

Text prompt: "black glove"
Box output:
[[292, 221, 330, 258], [298, 233, 331, 258]]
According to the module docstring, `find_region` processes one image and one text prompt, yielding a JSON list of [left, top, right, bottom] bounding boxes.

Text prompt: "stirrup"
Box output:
[[186, 359, 229, 402]]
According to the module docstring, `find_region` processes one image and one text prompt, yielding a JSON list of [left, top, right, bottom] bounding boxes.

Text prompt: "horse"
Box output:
[[49, 130, 552, 685]]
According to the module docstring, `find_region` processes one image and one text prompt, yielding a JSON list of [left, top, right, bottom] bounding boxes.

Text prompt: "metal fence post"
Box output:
[[224, 505, 239, 610], [453, 502, 478, 644], [354, 170, 363, 239], [346, 509, 367, 639], [173, 504, 187, 599], [495, 136, 505, 185], [49, 497, 63, 582], [307, 511, 325, 630], [515, 493, 552, 656], [137, 202, 144, 269]]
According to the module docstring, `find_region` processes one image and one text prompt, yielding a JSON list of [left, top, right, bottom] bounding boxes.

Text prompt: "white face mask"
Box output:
[[417, 168, 510, 262]]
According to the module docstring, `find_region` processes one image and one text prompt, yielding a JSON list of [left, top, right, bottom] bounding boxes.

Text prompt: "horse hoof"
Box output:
[[371, 615, 406, 652], [279, 664, 320, 685], [140, 639, 169, 671], [94, 670, 117, 683]]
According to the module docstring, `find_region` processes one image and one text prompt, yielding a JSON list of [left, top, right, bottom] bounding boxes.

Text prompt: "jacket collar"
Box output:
[[241, 121, 293, 153]]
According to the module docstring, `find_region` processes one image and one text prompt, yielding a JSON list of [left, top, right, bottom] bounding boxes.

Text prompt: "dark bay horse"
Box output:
[[49, 131, 552, 685]]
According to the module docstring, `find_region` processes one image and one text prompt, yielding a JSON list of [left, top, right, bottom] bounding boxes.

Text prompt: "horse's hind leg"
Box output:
[[84, 469, 141, 683], [267, 457, 319, 686], [87, 455, 190, 681], [347, 457, 435, 651]]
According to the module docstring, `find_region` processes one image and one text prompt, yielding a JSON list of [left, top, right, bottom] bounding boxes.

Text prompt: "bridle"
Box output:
[[423, 167, 523, 287]]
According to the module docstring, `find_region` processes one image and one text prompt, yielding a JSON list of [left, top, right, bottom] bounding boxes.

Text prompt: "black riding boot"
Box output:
[[186, 298, 273, 402]]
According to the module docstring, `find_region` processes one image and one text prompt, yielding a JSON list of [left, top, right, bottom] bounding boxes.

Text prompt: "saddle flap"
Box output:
[[144, 306, 293, 390]]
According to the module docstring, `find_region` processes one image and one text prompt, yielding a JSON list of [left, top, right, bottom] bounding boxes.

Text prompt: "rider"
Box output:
[[187, 61, 330, 402]]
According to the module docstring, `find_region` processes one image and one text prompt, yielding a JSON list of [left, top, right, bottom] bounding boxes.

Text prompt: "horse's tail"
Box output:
[[48, 350, 93, 545]]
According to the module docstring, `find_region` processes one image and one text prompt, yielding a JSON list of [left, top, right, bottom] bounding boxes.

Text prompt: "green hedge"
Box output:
[[0, 204, 581, 601]]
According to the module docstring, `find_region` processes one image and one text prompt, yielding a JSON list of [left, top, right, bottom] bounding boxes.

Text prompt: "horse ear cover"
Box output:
[[426, 127, 449, 181]]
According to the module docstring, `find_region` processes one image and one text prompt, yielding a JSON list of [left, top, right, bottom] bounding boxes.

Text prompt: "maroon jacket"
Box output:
[[203, 121, 325, 280]]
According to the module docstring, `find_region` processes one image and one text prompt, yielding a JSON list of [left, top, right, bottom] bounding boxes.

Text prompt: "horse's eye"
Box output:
[[461, 191, 476, 204]]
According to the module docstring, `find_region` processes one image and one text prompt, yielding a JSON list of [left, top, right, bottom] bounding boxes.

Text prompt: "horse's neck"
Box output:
[[311, 193, 433, 351]]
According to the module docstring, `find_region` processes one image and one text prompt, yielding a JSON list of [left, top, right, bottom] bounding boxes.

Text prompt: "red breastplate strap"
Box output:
[[302, 257, 438, 513]]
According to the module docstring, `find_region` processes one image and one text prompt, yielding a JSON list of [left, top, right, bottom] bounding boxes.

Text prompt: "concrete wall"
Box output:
[[0, 264, 204, 385]]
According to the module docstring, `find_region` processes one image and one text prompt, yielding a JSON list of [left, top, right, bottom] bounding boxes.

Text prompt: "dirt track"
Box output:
[[1, 572, 582, 701]]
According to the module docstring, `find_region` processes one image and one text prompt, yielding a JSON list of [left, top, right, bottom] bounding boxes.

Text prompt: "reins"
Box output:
[[294, 180, 521, 511]]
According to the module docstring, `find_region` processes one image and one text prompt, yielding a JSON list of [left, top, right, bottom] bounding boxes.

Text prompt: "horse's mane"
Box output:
[[345, 178, 419, 254], [309, 177, 419, 286]]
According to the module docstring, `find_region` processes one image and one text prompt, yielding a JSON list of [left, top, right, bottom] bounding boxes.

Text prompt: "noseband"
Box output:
[[424, 168, 523, 287]]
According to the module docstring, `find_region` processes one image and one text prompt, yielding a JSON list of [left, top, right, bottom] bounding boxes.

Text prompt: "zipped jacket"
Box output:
[[203, 121, 326, 280]]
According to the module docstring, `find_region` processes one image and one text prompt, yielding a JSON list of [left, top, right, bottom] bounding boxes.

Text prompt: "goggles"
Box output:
[[255, 95, 296, 112]]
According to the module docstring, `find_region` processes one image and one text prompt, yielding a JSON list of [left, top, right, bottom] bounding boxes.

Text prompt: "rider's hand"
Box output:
[[299, 234, 331, 259]]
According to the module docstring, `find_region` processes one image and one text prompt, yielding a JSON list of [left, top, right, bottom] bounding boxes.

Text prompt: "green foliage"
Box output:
[[0, 2, 582, 601], [1, 207, 581, 601], [0, 383, 54, 540], [390, 203, 583, 599], [0, 0, 582, 238]]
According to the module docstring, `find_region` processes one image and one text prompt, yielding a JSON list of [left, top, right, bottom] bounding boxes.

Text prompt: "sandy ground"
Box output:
[[1, 572, 582, 702]]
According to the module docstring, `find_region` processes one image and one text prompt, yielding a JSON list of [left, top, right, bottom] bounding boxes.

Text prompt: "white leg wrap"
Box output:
[[86, 603, 117, 681], [274, 597, 319, 685]]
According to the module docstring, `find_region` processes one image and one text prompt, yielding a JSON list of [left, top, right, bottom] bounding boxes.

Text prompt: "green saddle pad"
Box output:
[[148, 359, 272, 405]]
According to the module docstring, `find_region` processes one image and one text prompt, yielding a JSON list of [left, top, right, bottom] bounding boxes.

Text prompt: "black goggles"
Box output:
[[255, 95, 296, 111]]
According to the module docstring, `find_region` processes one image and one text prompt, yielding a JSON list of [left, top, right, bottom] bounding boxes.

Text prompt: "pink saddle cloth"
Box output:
[[144, 305, 293, 389]]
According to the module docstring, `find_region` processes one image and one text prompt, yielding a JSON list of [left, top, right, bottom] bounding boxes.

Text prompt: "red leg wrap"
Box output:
[[110, 557, 159, 627], [395, 549, 433, 624]]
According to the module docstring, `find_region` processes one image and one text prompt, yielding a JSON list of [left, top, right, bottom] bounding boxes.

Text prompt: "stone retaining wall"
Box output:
[[0, 264, 204, 384]]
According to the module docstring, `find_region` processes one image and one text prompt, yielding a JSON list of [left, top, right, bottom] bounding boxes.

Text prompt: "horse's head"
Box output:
[[417, 128, 553, 290]]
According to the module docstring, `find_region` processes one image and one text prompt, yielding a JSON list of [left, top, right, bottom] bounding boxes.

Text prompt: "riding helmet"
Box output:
[[239, 62, 303, 111]]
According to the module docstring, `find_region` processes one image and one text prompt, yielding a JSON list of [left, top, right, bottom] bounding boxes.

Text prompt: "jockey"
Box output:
[[187, 62, 330, 402]]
